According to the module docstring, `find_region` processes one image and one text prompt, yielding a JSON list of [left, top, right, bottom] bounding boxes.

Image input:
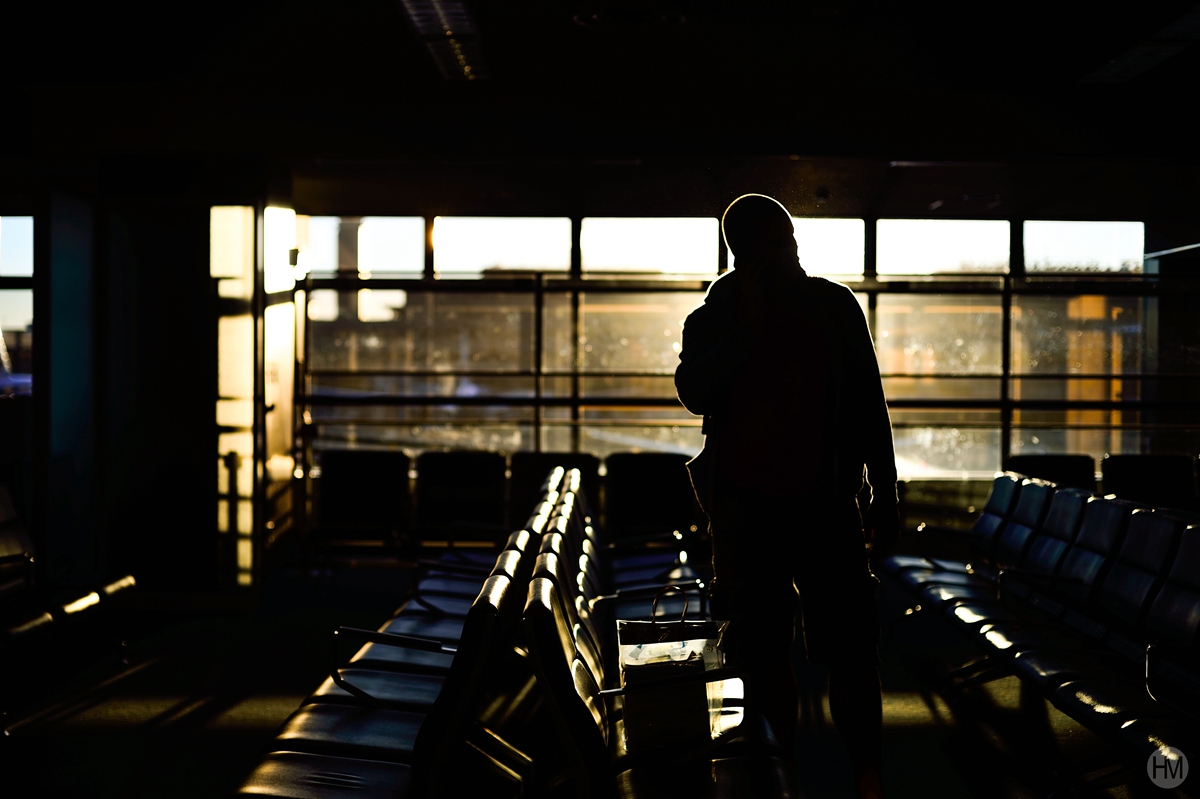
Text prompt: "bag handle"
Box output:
[[651, 585, 689, 623]]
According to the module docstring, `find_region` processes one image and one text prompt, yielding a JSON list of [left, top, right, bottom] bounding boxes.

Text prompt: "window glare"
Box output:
[[359, 217, 425, 275], [0, 217, 34, 277], [729, 217, 864, 277], [298, 216, 340, 276], [1024, 221, 1144, 273], [434, 217, 571, 275], [264, 207, 297, 294], [877, 219, 1010, 275], [582, 218, 718, 274]]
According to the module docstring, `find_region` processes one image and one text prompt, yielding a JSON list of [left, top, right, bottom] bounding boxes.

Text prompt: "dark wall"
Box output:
[[102, 198, 217, 590]]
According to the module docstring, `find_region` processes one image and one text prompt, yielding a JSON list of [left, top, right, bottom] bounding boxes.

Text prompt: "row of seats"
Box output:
[[1005, 452, 1200, 509], [237, 466, 763, 798], [882, 472, 1200, 786], [313, 449, 704, 549], [0, 483, 137, 717]]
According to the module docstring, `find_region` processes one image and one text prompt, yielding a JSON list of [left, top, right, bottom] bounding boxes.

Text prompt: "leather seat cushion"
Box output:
[[381, 615, 465, 642], [1051, 679, 1174, 731], [920, 583, 999, 606], [276, 705, 424, 763], [309, 670, 444, 710], [899, 569, 988, 591], [1011, 649, 1127, 693], [349, 643, 455, 674], [235, 751, 411, 798]]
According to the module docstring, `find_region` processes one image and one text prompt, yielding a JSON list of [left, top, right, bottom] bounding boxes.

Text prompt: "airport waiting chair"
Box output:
[[236, 478, 568, 798], [881, 471, 1024, 577], [1005, 454, 1096, 491], [414, 450, 507, 548], [510, 451, 600, 522], [602, 452, 705, 545], [1101, 453, 1198, 510], [313, 449, 411, 544]]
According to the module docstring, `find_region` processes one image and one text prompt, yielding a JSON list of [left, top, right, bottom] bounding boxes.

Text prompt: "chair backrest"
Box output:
[[411, 570, 521, 794], [511, 453, 600, 522], [603, 452, 702, 540], [1018, 488, 1092, 576], [992, 478, 1056, 570], [315, 449, 411, 535], [1146, 524, 1200, 646], [973, 472, 1023, 540], [1006, 454, 1096, 491], [1053, 497, 1139, 605], [415, 450, 507, 534], [1102, 453, 1198, 509], [1097, 509, 1186, 629], [533, 551, 607, 686], [522, 576, 615, 799]]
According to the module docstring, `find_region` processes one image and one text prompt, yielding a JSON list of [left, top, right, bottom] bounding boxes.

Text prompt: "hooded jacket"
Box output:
[[674, 266, 897, 508]]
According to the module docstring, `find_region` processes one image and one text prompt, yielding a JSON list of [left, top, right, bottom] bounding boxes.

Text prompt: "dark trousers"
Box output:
[[707, 479, 881, 757]]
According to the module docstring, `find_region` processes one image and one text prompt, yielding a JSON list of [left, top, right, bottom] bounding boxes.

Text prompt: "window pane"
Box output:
[[309, 291, 536, 372], [576, 292, 702, 372], [359, 216, 425, 276], [315, 423, 529, 452], [582, 218, 718, 274], [297, 216, 340, 276], [875, 294, 1004, 377], [877, 219, 1009, 274], [729, 217, 864, 278], [0, 289, 33, 393], [1011, 296, 1155, 375], [434, 217, 570, 276], [1024, 221, 1143, 274], [0, 216, 34, 277], [892, 424, 1001, 479], [576, 424, 703, 459], [265, 207, 296, 294]]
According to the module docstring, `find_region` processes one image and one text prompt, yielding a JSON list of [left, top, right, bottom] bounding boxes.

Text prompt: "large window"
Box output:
[[0, 216, 34, 397], [291, 216, 1190, 483]]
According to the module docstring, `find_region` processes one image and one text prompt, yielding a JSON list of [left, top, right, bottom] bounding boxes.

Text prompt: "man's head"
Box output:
[[721, 194, 795, 262]]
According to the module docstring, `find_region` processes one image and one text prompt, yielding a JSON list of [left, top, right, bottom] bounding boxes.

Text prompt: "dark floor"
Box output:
[[0, 558, 1190, 799]]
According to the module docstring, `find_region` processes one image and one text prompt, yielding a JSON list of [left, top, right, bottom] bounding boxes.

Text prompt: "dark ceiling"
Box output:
[[5, 0, 1200, 161]]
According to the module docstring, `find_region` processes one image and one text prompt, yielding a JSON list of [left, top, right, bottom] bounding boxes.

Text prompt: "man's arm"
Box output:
[[839, 288, 900, 550], [674, 286, 755, 417]]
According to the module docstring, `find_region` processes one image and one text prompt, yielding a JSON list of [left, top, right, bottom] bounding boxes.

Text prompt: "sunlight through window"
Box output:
[[582, 218, 718, 274], [434, 217, 570, 276], [877, 219, 1009, 274], [1024, 221, 1144, 273]]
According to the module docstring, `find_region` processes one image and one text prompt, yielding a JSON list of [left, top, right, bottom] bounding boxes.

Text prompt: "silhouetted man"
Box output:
[[675, 194, 899, 799]]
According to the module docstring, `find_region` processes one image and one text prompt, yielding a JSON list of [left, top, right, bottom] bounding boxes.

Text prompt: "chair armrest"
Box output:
[[330, 626, 458, 705], [1146, 641, 1200, 712]]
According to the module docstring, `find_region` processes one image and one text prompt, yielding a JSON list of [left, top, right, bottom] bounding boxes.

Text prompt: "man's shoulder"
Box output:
[[803, 274, 856, 298], [703, 270, 740, 303]]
